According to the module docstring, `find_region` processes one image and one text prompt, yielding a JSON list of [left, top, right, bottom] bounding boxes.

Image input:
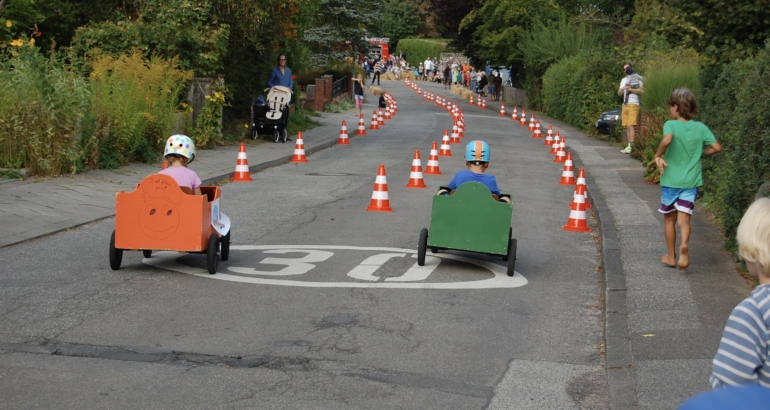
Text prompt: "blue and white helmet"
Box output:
[[164, 134, 195, 163], [465, 140, 490, 163]]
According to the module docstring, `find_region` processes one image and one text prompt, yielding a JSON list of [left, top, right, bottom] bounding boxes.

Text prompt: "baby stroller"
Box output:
[[251, 86, 292, 143]]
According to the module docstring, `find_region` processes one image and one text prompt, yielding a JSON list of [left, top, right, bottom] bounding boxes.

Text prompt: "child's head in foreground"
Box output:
[[465, 140, 490, 173], [164, 134, 196, 166], [737, 197, 770, 280], [668, 87, 698, 120]]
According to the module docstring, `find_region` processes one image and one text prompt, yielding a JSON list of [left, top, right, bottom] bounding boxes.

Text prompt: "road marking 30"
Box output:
[[142, 245, 527, 289]]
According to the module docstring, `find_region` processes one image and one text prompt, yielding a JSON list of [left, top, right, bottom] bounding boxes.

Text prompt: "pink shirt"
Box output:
[[158, 166, 201, 190]]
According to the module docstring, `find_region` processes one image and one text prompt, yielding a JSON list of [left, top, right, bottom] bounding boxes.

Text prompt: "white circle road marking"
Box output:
[[142, 245, 527, 289]]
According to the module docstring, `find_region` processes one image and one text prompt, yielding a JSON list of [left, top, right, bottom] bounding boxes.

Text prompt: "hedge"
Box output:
[[394, 38, 448, 67]]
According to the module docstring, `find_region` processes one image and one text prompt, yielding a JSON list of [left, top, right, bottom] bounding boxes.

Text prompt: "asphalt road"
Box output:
[[0, 83, 607, 409]]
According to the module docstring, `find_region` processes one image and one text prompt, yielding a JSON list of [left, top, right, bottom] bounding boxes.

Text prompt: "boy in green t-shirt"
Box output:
[[654, 87, 722, 270]]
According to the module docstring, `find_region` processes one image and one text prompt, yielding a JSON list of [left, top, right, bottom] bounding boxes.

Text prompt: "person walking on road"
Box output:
[[618, 63, 644, 154], [371, 59, 383, 85], [654, 87, 721, 270], [267, 53, 293, 123], [353, 74, 365, 116]]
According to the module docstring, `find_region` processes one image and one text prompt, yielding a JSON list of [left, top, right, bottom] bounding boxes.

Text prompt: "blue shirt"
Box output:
[[267, 66, 293, 89], [447, 170, 501, 196], [711, 284, 770, 388]]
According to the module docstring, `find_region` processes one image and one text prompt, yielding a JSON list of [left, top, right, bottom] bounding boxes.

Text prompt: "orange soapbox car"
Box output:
[[109, 174, 231, 274]]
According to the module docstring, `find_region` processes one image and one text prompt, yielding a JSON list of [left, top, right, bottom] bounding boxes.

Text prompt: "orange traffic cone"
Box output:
[[161, 159, 168, 170], [469, 95, 475, 105], [559, 152, 576, 185], [532, 120, 542, 139], [550, 131, 562, 154], [232, 143, 253, 181], [366, 164, 394, 212], [499, 103, 506, 116], [511, 106, 518, 121], [564, 183, 591, 232], [528, 114, 536, 131], [554, 140, 567, 163], [572, 168, 592, 210], [290, 132, 308, 163], [450, 125, 461, 144], [439, 132, 452, 156], [384, 108, 391, 120], [481, 98, 487, 109], [519, 110, 527, 126], [356, 114, 367, 135], [369, 111, 379, 130], [457, 120, 465, 138], [337, 120, 350, 145], [544, 125, 554, 145], [377, 108, 385, 125], [425, 142, 442, 175], [406, 150, 428, 189]]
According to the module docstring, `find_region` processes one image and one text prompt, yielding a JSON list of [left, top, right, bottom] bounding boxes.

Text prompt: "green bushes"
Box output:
[[0, 41, 89, 175], [395, 38, 446, 66]]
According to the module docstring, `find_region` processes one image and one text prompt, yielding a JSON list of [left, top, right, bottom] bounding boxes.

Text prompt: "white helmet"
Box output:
[[164, 134, 196, 163]]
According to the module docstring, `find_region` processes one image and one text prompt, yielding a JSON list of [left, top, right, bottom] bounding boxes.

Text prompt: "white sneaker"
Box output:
[[620, 145, 632, 154]]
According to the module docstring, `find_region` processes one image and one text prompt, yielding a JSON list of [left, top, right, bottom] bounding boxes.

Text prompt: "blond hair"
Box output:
[[737, 197, 770, 276]]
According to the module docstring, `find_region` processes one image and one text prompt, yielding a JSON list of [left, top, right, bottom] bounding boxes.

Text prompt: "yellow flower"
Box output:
[[12, 51, 18, 57], [5, 20, 12, 28], [10, 39, 24, 48], [244, 124, 248, 128], [28, 38, 35, 47]]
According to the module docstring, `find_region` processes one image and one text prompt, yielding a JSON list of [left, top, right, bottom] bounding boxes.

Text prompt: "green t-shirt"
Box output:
[[660, 120, 716, 188]]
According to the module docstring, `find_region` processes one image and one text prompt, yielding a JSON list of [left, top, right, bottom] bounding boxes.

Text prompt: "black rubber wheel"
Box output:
[[281, 128, 288, 143], [502, 227, 513, 261], [109, 230, 123, 270], [506, 238, 517, 277], [273, 128, 280, 143], [430, 247, 438, 253], [220, 231, 230, 262], [207, 233, 219, 274], [251, 126, 258, 140], [142, 250, 152, 258], [417, 228, 428, 266]]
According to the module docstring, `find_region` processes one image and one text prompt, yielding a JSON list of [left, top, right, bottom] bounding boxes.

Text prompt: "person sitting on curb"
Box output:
[[437, 140, 511, 203]]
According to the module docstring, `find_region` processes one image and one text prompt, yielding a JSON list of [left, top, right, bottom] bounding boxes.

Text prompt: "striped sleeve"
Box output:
[[711, 289, 770, 388]]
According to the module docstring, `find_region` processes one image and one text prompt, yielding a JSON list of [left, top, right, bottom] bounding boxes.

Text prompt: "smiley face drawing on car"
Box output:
[[137, 176, 183, 240]]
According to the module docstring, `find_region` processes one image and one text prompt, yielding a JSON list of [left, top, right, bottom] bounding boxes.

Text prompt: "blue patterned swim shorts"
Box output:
[[659, 186, 697, 215]]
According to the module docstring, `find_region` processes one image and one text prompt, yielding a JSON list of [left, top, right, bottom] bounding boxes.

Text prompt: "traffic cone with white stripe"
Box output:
[[511, 106, 518, 121], [290, 132, 308, 163], [571, 168, 592, 210], [439, 132, 452, 156], [369, 111, 379, 130], [559, 152, 576, 185], [232, 143, 253, 181], [481, 98, 487, 109], [469, 95, 474, 105], [550, 131, 562, 154], [564, 183, 591, 232], [425, 142, 442, 175], [499, 103, 506, 116], [378, 108, 385, 125], [519, 110, 527, 126], [356, 114, 367, 135], [532, 120, 542, 139], [554, 139, 567, 163], [457, 119, 465, 138], [528, 114, 536, 131], [406, 150, 428, 189], [544, 125, 554, 145], [450, 124, 461, 144], [337, 120, 350, 145], [366, 164, 394, 212]]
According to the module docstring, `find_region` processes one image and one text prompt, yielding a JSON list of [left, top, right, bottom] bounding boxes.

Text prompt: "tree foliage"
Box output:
[[303, 0, 378, 67], [379, 0, 421, 47]]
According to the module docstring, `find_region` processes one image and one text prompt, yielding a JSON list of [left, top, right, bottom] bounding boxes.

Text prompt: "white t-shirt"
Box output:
[[619, 76, 643, 105], [424, 59, 433, 71]]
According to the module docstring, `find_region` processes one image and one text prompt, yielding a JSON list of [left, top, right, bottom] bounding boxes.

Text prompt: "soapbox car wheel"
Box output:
[[506, 238, 517, 277], [502, 227, 513, 261], [142, 250, 152, 258], [281, 128, 288, 143], [273, 128, 280, 143], [220, 231, 230, 262], [430, 247, 438, 253], [207, 233, 219, 274], [109, 230, 123, 270], [417, 228, 428, 266]]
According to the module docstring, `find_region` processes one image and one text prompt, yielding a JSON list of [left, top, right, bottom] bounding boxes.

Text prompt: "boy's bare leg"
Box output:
[[677, 211, 692, 270], [663, 212, 677, 267]]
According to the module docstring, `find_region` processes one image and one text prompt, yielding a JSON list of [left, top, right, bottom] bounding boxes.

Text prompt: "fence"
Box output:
[[501, 87, 528, 108], [332, 76, 349, 98]]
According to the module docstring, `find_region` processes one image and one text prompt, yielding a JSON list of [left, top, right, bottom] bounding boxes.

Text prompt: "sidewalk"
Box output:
[[422, 81, 751, 409], [0, 109, 364, 248]]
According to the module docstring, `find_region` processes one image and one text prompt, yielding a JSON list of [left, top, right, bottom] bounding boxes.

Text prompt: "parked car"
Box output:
[[596, 108, 621, 135]]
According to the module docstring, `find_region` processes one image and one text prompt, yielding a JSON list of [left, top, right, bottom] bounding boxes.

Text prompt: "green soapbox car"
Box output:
[[417, 182, 517, 276]]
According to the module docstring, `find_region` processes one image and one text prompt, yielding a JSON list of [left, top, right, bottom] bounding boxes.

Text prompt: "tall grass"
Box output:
[[395, 39, 446, 66], [0, 43, 90, 175], [641, 61, 700, 113], [88, 50, 193, 168]]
